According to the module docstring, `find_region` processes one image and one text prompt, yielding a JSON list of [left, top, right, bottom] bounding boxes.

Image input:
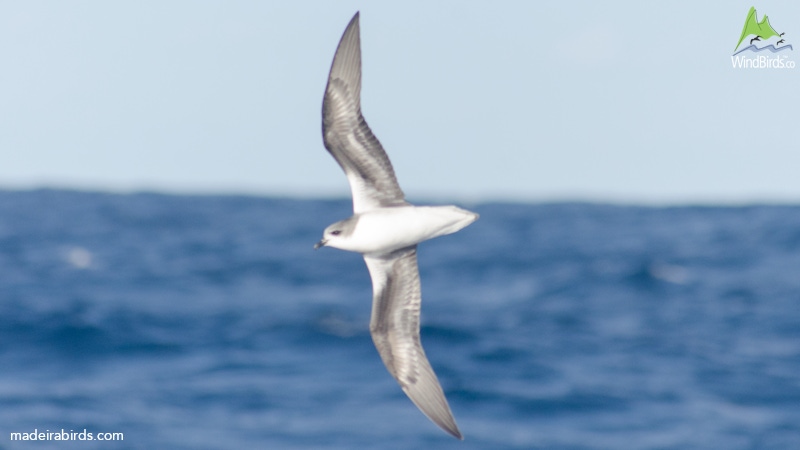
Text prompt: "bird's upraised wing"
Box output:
[[322, 12, 407, 214]]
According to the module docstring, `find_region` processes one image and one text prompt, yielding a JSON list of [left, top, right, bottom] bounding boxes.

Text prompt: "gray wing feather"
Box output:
[[364, 247, 463, 440], [322, 12, 407, 214]]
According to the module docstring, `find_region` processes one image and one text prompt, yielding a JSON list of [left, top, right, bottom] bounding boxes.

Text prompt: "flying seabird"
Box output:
[[314, 12, 477, 440], [750, 36, 762, 45]]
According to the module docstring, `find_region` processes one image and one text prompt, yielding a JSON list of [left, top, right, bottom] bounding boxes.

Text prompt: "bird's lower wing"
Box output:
[[364, 247, 462, 439]]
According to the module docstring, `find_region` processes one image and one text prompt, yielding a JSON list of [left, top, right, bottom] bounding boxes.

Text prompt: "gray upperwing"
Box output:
[[364, 247, 463, 440], [322, 12, 407, 214]]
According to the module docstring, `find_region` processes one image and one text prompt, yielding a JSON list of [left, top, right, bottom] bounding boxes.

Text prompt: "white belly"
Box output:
[[346, 205, 478, 255]]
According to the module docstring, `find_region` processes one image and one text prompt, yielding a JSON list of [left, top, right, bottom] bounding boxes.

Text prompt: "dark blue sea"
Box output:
[[1, 189, 799, 449]]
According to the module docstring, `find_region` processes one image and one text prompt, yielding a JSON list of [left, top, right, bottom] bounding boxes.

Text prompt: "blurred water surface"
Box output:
[[1, 190, 799, 449]]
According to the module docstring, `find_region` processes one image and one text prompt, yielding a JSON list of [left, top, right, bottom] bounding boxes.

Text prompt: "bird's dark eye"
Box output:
[[331, 230, 341, 236]]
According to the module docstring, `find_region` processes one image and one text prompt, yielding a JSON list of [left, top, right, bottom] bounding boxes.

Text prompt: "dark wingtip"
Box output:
[[443, 420, 463, 440]]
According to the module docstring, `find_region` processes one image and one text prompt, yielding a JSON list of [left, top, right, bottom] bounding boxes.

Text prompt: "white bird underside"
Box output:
[[319, 12, 477, 440]]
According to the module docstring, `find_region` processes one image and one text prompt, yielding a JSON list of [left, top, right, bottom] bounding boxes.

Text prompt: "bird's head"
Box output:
[[314, 217, 357, 250]]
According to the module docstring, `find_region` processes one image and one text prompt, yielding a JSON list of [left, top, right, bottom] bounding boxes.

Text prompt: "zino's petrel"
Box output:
[[314, 12, 478, 440]]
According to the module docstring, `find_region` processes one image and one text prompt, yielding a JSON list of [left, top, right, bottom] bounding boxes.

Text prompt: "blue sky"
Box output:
[[1, 1, 798, 203]]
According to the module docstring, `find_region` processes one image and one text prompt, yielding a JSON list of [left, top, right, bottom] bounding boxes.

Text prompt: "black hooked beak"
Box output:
[[313, 239, 327, 250]]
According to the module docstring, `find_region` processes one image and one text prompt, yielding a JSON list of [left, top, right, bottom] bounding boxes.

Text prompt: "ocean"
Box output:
[[1, 189, 799, 449]]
